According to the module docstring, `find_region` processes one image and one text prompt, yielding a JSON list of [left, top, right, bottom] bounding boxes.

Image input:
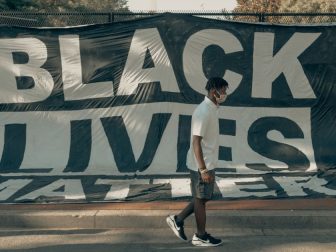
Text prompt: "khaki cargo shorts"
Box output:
[[189, 169, 215, 200]]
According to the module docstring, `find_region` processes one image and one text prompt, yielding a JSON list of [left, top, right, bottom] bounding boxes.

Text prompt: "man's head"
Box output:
[[205, 77, 229, 104]]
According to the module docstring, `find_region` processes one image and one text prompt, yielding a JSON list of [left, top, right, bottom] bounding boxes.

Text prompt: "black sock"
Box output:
[[175, 216, 184, 226], [197, 233, 207, 240]]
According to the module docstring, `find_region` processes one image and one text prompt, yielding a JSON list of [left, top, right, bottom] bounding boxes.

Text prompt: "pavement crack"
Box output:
[[93, 210, 99, 229]]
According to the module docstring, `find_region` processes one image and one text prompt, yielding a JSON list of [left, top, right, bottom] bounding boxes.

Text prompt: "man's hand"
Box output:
[[201, 171, 214, 184]]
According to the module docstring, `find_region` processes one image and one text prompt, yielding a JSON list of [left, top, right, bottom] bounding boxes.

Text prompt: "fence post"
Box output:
[[258, 12, 265, 22], [108, 12, 114, 23]]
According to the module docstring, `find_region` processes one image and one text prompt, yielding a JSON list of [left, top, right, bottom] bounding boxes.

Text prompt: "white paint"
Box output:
[[274, 176, 336, 196], [0, 104, 316, 176], [59, 35, 114, 100], [15, 179, 86, 201], [0, 38, 54, 103], [95, 179, 149, 200], [153, 178, 191, 197], [215, 177, 277, 198], [118, 28, 180, 95], [0, 179, 32, 201], [252, 32, 321, 99], [183, 29, 243, 96]]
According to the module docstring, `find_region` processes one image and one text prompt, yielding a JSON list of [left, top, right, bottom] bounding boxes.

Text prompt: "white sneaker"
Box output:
[[166, 215, 187, 241], [191, 233, 223, 247]]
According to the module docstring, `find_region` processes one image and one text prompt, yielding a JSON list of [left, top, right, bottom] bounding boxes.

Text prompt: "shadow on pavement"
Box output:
[[0, 235, 335, 252]]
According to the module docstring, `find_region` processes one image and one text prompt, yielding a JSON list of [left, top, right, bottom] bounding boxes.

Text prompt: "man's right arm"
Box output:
[[192, 135, 213, 183]]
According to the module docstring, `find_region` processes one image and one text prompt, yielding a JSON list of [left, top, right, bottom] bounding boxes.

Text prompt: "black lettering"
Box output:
[[177, 115, 191, 172], [218, 118, 236, 162], [217, 118, 237, 173], [101, 113, 171, 173], [246, 117, 310, 172], [0, 124, 26, 172], [64, 120, 92, 172], [0, 124, 52, 173]]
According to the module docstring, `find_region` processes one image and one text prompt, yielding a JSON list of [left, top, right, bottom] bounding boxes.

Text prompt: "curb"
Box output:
[[1, 209, 336, 229]]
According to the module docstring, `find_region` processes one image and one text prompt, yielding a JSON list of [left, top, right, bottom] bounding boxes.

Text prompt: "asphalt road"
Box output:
[[0, 228, 335, 252]]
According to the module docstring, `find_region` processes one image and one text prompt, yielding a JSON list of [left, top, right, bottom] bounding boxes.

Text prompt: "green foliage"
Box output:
[[0, 0, 130, 26], [0, 0, 129, 12], [233, 0, 336, 23], [233, 0, 280, 22], [0, 0, 37, 10], [279, 0, 336, 12], [234, 0, 280, 13], [278, 0, 336, 23]]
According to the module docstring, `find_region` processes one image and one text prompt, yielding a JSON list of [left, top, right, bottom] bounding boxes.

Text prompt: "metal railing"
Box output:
[[0, 11, 335, 27]]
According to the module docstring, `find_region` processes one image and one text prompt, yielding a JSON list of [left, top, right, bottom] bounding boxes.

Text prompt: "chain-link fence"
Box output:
[[0, 11, 335, 27]]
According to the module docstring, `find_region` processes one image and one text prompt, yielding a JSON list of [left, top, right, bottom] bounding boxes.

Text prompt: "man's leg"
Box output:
[[194, 198, 208, 236], [166, 200, 192, 241], [191, 170, 223, 246], [176, 199, 194, 224]]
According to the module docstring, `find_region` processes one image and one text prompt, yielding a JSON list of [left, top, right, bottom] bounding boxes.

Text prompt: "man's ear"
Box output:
[[212, 89, 219, 98]]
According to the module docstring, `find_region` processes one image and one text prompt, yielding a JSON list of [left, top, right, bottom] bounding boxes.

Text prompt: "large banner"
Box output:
[[0, 14, 335, 203]]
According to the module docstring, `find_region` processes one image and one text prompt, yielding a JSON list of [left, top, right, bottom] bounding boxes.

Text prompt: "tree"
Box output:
[[233, 0, 336, 23], [0, 0, 37, 10], [1, 0, 130, 26], [1, 0, 129, 12], [279, 0, 336, 12], [234, 0, 280, 13], [76, 0, 129, 12], [233, 0, 280, 22], [278, 0, 336, 23]]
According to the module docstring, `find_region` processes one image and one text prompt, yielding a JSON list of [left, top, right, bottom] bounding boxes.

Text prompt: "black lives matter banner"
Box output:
[[0, 14, 335, 203]]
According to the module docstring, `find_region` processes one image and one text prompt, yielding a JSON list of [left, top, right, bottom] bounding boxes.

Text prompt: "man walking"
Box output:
[[166, 77, 228, 247]]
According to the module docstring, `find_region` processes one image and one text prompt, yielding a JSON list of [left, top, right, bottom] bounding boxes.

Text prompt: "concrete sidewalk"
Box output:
[[0, 199, 336, 230], [1, 199, 335, 252], [1, 228, 336, 252], [1, 209, 336, 230]]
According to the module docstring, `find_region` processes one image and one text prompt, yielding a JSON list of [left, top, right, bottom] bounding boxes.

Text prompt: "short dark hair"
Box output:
[[205, 77, 229, 92]]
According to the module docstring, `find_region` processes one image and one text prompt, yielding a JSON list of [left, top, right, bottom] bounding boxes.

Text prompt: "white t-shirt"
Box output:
[[187, 96, 219, 171]]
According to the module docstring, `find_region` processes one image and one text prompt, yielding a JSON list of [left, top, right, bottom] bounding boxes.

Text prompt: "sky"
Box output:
[[128, 0, 238, 12]]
